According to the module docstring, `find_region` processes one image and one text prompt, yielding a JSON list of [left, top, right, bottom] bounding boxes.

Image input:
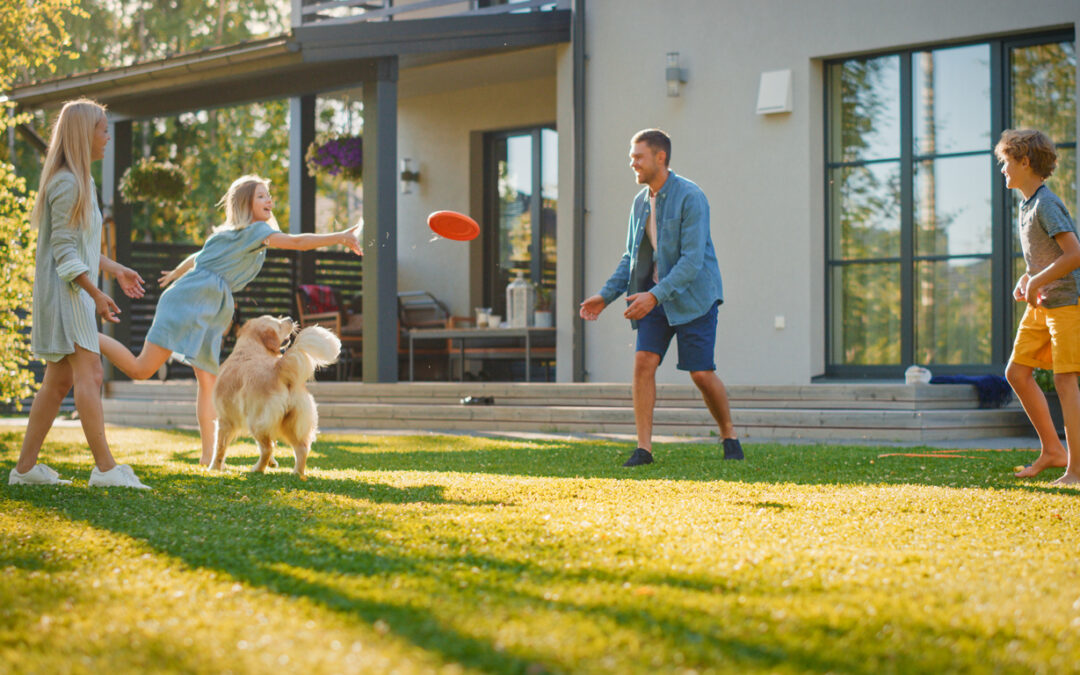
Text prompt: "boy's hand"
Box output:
[[1024, 278, 1044, 306]]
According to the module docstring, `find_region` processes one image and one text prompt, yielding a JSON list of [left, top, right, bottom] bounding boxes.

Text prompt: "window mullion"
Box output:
[[900, 51, 915, 367]]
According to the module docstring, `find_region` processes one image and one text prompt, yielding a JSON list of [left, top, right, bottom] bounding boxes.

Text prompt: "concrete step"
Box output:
[[101, 381, 1033, 443], [105, 380, 991, 410]]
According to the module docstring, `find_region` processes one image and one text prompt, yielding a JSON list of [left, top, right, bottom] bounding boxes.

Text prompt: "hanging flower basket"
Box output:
[[305, 134, 363, 181], [119, 158, 188, 204]]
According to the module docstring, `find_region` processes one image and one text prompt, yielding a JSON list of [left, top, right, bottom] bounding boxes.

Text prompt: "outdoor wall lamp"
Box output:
[[400, 157, 420, 194], [666, 52, 687, 97]]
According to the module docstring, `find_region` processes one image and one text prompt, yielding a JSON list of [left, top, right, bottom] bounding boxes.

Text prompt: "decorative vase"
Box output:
[[534, 310, 553, 328]]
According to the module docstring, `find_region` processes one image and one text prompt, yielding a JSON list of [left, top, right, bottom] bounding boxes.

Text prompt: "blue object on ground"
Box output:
[[929, 374, 1013, 408]]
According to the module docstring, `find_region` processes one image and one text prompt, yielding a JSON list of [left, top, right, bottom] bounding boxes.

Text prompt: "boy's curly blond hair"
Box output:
[[994, 129, 1057, 179]]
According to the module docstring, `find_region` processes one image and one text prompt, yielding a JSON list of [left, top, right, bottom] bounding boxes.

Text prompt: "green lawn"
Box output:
[[2, 427, 1078, 674]]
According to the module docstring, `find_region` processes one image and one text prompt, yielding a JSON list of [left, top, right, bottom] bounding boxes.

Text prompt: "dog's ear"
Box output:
[[259, 325, 283, 354]]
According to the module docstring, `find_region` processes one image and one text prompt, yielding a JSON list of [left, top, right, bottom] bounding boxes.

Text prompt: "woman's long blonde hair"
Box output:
[[214, 174, 278, 233], [29, 99, 106, 231]]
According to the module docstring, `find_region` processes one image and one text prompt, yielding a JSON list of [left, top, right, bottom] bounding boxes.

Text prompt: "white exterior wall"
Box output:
[[580, 0, 1080, 385], [397, 57, 557, 318]]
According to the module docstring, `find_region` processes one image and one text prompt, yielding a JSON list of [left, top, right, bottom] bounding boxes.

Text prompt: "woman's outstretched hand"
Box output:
[[115, 265, 146, 299]]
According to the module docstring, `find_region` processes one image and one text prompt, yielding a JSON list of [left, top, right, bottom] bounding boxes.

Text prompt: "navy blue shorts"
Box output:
[[633, 294, 719, 372]]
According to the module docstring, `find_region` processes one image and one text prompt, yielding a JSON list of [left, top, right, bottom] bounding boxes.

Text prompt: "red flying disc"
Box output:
[[428, 210, 480, 241]]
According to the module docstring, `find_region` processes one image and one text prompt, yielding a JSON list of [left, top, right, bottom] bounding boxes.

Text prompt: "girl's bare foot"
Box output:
[[1014, 449, 1068, 477]]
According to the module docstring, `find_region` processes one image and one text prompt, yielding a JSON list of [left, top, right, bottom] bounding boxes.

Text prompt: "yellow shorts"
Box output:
[[1010, 302, 1080, 374]]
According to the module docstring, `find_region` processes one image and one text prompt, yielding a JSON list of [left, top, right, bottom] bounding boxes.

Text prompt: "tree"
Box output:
[[0, 0, 85, 408]]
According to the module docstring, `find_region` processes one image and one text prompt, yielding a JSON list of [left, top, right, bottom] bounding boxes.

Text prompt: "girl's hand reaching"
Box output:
[[341, 223, 363, 256], [159, 268, 178, 288]]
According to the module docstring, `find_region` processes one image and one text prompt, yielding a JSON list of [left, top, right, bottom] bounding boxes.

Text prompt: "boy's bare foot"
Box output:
[[1014, 450, 1068, 477], [1049, 472, 1080, 486]]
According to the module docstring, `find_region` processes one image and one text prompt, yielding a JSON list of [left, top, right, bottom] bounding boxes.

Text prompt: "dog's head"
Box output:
[[237, 315, 296, 355]]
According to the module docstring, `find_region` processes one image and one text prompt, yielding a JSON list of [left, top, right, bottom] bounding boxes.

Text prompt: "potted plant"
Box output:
[[1034, 368, 1065, 436], [534, 286, 553, 328], [118, 157, 188, 204], [305, 134, 363, 181]]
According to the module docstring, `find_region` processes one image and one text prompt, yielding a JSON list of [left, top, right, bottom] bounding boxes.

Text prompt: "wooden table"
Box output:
[[407, 326, 555, 382]]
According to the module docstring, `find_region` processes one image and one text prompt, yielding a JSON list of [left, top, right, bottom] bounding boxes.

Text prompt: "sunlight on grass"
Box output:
[[2, 427, 1079, 674]]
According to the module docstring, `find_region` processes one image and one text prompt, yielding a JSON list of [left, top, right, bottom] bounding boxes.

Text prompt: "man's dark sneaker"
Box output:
[[622, 448, 654, 467], [722, 438, 745, 460]]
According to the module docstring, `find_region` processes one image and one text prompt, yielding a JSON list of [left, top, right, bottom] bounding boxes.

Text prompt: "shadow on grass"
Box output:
[[308, 434, 1067, 494]]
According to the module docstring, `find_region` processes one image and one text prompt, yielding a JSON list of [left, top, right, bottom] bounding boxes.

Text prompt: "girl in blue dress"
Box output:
[[99, 175, 362, 465]]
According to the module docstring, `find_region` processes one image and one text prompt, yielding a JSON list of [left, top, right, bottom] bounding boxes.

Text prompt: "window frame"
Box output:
[[824, 29, 1076, 378]]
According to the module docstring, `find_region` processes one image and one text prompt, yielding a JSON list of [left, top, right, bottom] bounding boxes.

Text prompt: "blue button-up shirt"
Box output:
[[598, 170, 724, 326]]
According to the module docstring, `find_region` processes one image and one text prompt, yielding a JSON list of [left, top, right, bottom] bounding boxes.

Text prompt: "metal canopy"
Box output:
[[6, 10, 570, 119]]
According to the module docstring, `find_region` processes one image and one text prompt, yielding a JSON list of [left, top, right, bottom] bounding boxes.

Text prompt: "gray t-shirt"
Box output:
[[1019, 184, 1080, 308]]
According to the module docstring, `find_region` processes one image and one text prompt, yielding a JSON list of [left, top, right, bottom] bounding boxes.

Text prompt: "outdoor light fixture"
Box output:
[[400, 157, 420, 194], [666, 52, 687, 97]]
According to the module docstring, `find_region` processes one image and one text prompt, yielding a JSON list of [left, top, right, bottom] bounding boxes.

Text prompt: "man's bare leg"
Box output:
[[632, 351, 661, 453]]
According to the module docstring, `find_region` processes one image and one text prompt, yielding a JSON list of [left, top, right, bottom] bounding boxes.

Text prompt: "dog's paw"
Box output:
[[268, 457, 279, 468]]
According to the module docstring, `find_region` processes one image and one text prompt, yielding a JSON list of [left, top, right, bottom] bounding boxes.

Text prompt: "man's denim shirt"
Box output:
[[598, 170, 724, 326]]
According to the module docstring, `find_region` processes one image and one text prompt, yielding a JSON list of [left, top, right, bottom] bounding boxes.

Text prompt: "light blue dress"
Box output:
[[145, 221, 276, 374], [31, 171, 103, 361]]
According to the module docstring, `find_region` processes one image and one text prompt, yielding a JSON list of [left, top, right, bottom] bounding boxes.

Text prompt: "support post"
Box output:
[[362, 56, 399, 383], [101, 118, 133, 381], [290, 95, 317, 286]]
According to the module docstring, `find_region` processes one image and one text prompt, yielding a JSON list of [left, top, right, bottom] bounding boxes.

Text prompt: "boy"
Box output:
[[998, 129, 1080, 485]]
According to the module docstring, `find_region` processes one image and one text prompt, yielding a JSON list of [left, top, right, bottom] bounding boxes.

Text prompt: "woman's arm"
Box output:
[[100, 254, 146, 299], [265, 223, 362, 255]]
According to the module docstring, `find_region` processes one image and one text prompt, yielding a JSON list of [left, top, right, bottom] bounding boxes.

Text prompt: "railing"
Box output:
[[293, 0, 568, 27]]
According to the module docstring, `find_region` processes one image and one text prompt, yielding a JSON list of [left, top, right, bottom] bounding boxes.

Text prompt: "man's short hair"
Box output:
[[995, 129, 1058, 179], [632, 129, 672, 166]]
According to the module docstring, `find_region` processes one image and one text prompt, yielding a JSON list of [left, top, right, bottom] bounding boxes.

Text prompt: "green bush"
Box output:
[[119, 157, 188, 204]]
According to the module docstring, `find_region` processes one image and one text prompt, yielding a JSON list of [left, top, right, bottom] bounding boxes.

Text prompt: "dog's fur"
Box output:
[[210, 315, 340, 477]]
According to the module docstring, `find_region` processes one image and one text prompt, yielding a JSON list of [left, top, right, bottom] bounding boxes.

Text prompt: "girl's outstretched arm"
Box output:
[[265, 223, 362, 255], [159, 251, 198, 288]]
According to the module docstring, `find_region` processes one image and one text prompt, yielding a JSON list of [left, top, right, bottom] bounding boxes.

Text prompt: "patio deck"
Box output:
[[101, 381, 1034, 443]]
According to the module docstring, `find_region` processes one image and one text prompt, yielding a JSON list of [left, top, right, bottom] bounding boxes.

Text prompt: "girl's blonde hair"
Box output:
[[29, 99, 106, 231], [214, 174, 278, 233]]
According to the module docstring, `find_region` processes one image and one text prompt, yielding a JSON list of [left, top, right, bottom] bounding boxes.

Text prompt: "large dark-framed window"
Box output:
[[482, 125, 557, 317], [825, 30, 1076, 377]]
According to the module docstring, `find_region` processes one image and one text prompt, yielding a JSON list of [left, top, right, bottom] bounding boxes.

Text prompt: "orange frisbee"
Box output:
[[428, 210, 480, 241]]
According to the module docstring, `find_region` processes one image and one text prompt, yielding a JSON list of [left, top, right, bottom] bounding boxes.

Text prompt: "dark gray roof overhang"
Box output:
[[7, 9, 570, 119]]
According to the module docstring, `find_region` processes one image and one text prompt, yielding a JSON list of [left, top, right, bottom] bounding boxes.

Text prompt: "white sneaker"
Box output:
[[9, 464, 73, 486], [88, 464, 152, 490]]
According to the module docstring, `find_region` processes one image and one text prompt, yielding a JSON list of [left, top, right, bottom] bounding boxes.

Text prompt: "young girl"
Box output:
[[99, 175, 362, 465], [11, 99, 151, 489]]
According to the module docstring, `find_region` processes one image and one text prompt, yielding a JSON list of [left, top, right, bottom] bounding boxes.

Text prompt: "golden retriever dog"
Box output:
[[210, 315, 340, 477]]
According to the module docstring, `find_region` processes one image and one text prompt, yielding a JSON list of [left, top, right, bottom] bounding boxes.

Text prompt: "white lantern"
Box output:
[[506, 271, 535, 328]]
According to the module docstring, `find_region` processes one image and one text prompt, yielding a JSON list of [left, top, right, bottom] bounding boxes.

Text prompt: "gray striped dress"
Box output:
[[31, 170, 103, 362]]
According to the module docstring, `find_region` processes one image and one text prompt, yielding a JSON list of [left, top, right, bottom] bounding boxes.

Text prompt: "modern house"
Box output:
[[8, 0, 1078, 393]]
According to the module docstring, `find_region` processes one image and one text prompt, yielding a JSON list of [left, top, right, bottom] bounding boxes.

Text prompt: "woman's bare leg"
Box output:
[[16, 360, 74, 474], [67, 346, 118, 472]]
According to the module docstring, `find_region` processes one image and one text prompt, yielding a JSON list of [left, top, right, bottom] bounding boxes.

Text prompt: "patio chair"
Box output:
[[296, 284, 362, 379]]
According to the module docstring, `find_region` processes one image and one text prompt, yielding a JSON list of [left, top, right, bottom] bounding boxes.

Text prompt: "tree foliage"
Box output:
[[0, 0, 86, 407]]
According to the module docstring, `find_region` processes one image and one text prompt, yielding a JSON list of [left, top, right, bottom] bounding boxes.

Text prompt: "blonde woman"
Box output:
[[99, 175, 361, 466], [10, 99, 151, 489]]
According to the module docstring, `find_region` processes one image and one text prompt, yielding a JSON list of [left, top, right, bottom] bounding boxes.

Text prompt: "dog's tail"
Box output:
[[277, 326, 341, 386]]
